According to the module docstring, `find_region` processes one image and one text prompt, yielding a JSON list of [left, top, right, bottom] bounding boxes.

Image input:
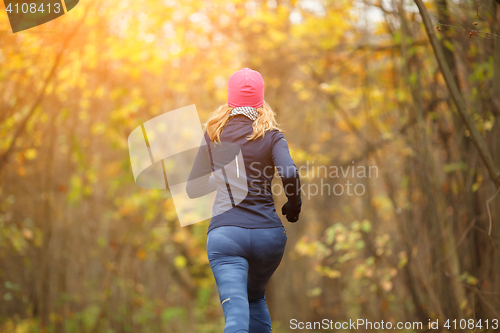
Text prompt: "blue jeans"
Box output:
[[207, 225, 287, 333]]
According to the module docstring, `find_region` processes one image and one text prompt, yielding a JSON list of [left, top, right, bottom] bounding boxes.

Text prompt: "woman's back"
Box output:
[[207, 113, 300, 233]]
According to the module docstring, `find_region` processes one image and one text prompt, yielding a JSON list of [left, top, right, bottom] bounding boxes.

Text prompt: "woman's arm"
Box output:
[[271, 131, 302, 222]]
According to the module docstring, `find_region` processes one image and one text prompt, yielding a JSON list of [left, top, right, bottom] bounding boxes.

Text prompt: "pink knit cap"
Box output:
[[227, 68, 265, 108]]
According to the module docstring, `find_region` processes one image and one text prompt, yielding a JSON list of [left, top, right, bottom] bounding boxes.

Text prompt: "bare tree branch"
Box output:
[[0, 10, 89, 172], [414, 0, 500, 189]]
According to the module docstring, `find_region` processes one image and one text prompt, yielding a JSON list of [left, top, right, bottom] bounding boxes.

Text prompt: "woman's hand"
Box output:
[[281, 200, 301, 223]]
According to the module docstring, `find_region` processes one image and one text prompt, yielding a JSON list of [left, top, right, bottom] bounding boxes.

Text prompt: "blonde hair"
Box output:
[[204, 100, 282, 142]]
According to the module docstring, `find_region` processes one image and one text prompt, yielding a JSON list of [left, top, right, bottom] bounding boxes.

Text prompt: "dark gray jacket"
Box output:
[[187, 114, 301, 234]]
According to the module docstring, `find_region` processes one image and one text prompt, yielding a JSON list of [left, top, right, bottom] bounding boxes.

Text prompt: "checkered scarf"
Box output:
[[229, 106, 259, 121]]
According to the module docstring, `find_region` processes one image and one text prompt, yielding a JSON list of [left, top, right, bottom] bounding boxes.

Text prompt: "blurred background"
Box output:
[[1, 0, 500, 332]]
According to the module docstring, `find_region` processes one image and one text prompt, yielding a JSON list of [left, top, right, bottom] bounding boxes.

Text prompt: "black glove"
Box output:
[[281, 200, 301, 223]]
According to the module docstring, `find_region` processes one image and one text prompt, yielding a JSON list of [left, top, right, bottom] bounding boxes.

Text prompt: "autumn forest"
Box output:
[[1, 0, 500, 332]]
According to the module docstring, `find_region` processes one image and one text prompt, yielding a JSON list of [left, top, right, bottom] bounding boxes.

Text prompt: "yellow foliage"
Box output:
[[137, 249, 147, 261], [174, 255, 187, 268], [24, 148, 37, 160]]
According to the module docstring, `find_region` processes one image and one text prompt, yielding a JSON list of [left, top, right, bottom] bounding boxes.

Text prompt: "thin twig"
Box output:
[[462, 284, 500, 327], [435, 21, 500, 40], [472, 224, 500, 257], [475, 287, 500, 318], [435, 218, 476, 269], [463, 284, 500, 296], [487, 187, 500, 235]]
